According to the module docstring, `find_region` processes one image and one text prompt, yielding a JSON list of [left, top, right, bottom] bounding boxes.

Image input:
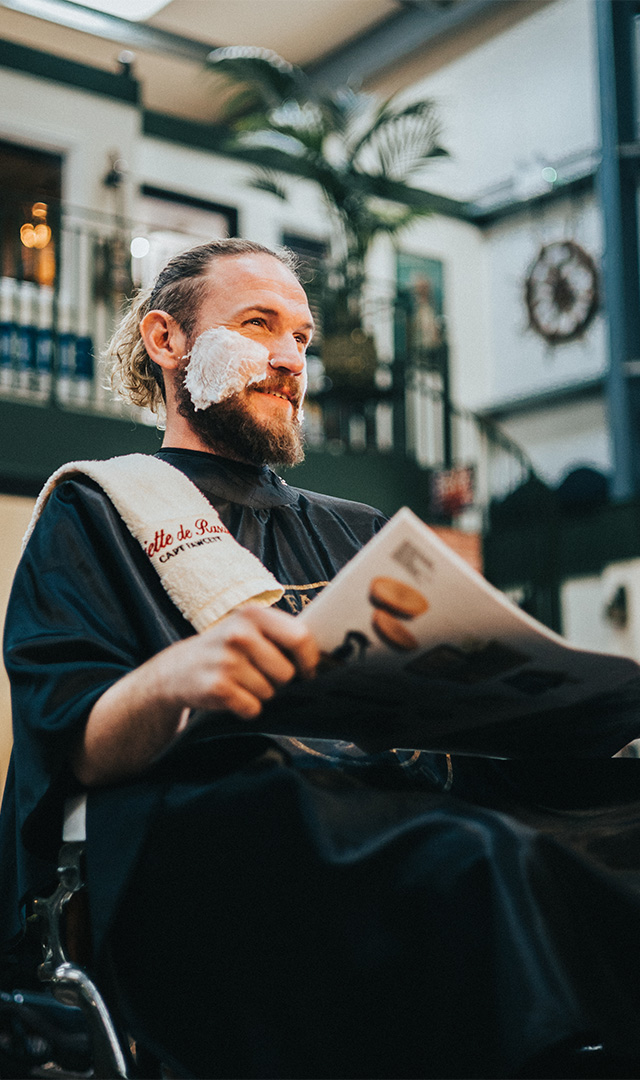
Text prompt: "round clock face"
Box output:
[[525, 240, 599, 344]]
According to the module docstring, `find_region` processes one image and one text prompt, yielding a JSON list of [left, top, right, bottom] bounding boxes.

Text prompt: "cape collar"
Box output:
[[155, 448, 300, 510]]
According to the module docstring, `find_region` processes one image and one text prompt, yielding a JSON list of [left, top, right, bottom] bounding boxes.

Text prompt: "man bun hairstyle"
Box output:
[[106, 238, 299, 415]]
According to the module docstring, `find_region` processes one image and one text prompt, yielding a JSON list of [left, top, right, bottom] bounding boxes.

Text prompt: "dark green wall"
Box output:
[[485, 501, 640, 587], [0, 39, 139, 103], [0, 399, 162, 494], [281, 451, 433, 519], [0, 399, 431, 517], [484, 499, 640, 632]]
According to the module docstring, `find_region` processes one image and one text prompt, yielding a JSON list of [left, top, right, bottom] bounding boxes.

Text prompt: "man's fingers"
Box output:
[[223, 619, 298, 688], [195, 607, 319, 722], [168, 604, 321, 721], [287, 632, 320, 680], [198, 653, 278, 717], [241, 605, 320, 679], [218, 683, 265, 721]]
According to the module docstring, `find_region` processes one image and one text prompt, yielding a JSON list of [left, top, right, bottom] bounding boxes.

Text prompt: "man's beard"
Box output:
[[175, 373, 306, 467]]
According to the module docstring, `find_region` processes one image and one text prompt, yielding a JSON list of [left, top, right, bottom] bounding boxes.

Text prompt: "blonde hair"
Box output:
[[106, 239, 299, 415]]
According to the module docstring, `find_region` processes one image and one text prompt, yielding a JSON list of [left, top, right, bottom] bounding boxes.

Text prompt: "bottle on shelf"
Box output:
[[16, 281, 37, 393], [55, 297, 76, 404], [35, 285, 54, 400], [74, 331, 95, 404], [0, 277, 17, 391]]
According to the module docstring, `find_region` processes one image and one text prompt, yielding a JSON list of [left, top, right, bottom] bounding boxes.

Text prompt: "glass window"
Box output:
[[0, 140, 62, 287], [131, 187, 236, 289]]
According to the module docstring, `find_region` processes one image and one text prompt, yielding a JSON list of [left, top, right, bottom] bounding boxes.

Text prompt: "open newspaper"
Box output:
[[299, 506, 640, 706], [185, 508, 640, 757], [257, 507, 640, 756]]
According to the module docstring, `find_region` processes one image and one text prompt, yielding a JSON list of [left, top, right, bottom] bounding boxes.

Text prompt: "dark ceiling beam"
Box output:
[[306, 0, 503, 89], [0, 0, 214, 62], [0, 0, 504, 83]]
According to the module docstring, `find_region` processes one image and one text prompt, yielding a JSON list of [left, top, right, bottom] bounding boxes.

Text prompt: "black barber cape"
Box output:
[[1, 449, 387, 947], [2, 448, 640, 1079]]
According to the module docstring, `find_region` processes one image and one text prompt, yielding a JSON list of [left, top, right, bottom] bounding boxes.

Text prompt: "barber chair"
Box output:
[[31, 793, 133, 1077], [0, 794, 153, 1079]]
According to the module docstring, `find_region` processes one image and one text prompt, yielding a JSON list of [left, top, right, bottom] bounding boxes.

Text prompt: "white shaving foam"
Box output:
[[184, 327, 270, 410]]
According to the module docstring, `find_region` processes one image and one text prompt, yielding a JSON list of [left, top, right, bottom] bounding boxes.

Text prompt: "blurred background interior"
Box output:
[[2, 0, 640, 793]]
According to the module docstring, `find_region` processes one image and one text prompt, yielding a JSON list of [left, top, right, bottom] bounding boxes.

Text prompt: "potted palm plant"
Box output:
[[208, 47, 447, 389]]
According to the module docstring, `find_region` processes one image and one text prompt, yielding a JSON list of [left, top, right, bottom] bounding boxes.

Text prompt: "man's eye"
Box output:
[[245, 318, 266, 328]]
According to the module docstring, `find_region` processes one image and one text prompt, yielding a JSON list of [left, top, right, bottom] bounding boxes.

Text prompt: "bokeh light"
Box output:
[[130, 236, 150, 259]]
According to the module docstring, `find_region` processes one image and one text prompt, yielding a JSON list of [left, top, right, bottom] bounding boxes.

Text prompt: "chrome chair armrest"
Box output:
[[31, 794, 132, 1078]]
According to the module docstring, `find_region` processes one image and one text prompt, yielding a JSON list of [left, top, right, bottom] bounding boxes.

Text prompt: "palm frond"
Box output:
[[357, 96, 440, 138], [207, 46, 311, 111], [322, 87, 372, 138], [227, 97, 341, 150], [350, 96, 444, 175], [261, 103, 327, 156], [205, 47, 447, 276], [249, 169, 289, 201], [232, 128, 308, 159], [356, 125, 444, 181]]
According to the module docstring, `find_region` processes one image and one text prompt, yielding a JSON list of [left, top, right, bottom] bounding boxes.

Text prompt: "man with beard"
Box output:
[[2, 238, 640, 1080]]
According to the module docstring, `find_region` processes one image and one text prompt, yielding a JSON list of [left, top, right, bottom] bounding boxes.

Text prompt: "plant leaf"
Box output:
[[207, 46, 312, 112], [350, 96, 445, 179], [232, 128, 308, 158], [248, 169, 290, 201], [205, 50, 449, 265]]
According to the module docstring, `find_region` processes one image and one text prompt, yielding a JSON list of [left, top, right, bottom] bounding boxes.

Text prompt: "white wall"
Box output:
[[501, 396, 611, 484], [399, 0, 599, 201], [139, 138, 330, 250], [380, 0, 608, 480], [482, 193, 605, 409], [0, 67, 140, 217], [562, 560, 640, 660]]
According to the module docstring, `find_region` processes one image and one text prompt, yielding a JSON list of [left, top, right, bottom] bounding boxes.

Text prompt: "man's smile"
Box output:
[[248, 376, 303, 409], [253, 388, 294, 405]]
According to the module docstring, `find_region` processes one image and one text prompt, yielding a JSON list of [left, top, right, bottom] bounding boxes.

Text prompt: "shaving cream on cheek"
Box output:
[[183, 327, 269, 410]]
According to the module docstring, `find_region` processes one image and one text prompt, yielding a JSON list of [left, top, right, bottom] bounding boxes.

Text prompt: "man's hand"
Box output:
[[162, 605, 319, 721], [73, 605, 319, 786]]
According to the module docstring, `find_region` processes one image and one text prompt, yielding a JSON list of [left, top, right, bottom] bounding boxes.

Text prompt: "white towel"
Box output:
[[23, 453, 284, 631]]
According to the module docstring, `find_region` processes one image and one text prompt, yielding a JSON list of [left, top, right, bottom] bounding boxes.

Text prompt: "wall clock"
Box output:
[[525, 240, 599, 344]]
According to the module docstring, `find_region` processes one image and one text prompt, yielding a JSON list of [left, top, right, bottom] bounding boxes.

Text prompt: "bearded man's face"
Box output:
[[174, 252, 312, 466], [175, 368, 306, 466]]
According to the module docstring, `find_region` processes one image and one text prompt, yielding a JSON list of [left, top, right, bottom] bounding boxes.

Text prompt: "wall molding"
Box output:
[[0, 37, 139, 103]]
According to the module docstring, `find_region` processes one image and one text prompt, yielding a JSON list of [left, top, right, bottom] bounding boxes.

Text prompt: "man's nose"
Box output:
[[268, 336, 306, 376]]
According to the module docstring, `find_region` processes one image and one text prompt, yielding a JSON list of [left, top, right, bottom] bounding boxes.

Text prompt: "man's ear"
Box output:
[[140, 310, 188, 373]]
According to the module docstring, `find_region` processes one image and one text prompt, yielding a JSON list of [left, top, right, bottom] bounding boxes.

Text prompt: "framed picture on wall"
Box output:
[[396, 252, 445, 358]]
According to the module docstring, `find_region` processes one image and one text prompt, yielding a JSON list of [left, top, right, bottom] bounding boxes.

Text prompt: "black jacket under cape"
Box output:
[[2, 449, 640, 1078]]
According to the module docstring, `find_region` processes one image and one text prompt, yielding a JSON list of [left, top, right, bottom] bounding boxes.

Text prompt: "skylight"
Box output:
[[67, 0, 171, 22]]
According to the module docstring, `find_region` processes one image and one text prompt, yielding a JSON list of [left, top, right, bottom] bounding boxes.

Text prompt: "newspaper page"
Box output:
[[183, 508, 640, 756], [286, 507, 640, 749]]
